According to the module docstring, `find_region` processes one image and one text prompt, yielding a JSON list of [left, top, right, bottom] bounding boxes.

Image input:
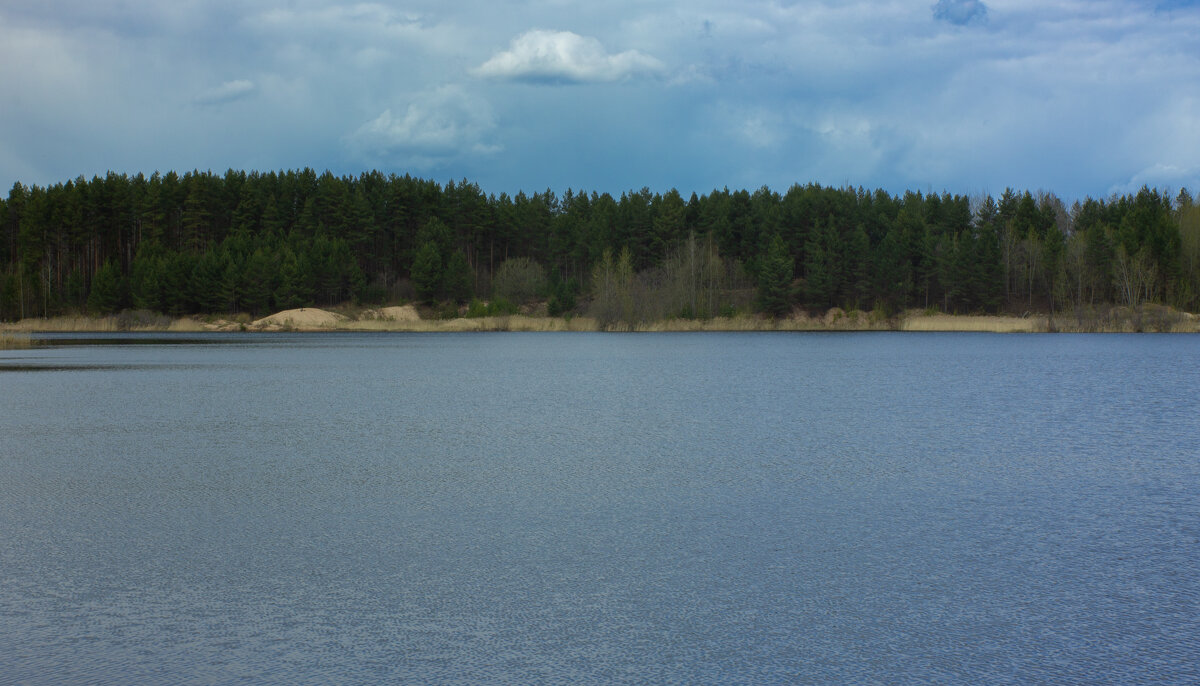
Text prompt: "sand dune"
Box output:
[[251, 308, 348, 329]]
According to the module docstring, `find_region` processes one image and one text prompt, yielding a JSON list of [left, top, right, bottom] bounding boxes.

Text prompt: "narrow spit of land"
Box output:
[[3, 304, 1198, 336]]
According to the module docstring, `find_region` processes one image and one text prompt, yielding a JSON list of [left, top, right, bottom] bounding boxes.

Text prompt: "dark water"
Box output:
[[2, 332, 1198, 684]]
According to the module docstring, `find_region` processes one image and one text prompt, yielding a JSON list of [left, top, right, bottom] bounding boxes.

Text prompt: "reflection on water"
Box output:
[[1, 332, 1198, 684]]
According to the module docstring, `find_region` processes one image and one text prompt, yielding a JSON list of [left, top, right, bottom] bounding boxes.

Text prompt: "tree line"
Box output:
[[1, 168, 1198, 321]]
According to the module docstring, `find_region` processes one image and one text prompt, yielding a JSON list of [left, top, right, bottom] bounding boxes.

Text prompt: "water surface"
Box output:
[[2, 332, 1198, 683]]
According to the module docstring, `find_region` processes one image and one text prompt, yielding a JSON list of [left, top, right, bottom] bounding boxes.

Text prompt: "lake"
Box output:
[[1, 332, 1198, 683]]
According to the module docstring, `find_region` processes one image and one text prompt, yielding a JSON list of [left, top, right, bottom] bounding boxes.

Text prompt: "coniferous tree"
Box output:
[[241, 249, 276, 315], [163, 252, 197, 315], [757, 234, 793, 318], [130, 247, 165, 312], [219, 259, 241, 312], [842, 224, 871, 309], [87, 261, 127, 314], [804, 218, 840, 307], [443, 250, 473, 304], [1043, 226, 1066, 316], [4, 167, 1200, 321], [411, 241, 442, 301], [873, 228, 911, 313], [275, 250, 313, 309], [191, 251, 226, 313]]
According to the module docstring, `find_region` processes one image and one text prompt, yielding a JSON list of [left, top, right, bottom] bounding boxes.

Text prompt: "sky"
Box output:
[[2, 0, 1199, 202]]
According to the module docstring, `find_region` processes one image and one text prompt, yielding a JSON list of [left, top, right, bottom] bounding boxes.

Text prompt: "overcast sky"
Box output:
[[2, 0, 1198, 201]]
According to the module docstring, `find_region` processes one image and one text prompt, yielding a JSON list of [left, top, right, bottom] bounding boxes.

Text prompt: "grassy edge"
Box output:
[[4, 306, 1198, 334], [0, 332, 34, 349]]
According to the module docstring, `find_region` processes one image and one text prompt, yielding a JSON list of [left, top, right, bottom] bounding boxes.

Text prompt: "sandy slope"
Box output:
[[251, 308, 348, 329], [361, 305, 421, 321]]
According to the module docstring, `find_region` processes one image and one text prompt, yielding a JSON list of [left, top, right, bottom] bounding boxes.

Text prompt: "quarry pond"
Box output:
[[2, 331, 1198, 683]]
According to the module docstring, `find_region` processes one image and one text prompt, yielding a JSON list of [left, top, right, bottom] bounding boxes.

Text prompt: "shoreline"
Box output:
[[4, 305, 1198, 335]]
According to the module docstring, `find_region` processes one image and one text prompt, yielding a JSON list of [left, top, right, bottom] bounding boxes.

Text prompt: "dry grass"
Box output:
[[5, 304, 1199, 335], [633, 316, 798, 331], [632, 316, 761, 332], [0, 333, 34, 349], [0, 314, 211, 333], [628, 309, 894, 332], [0, 315, 123, 332], [166, 319, 207, 332], [897, 307, 1200, 333], [787, 308, 895, 331], [1049, 305, 1200, 333], [342, 315, 600, 332], [900, 313, 1047, 333]]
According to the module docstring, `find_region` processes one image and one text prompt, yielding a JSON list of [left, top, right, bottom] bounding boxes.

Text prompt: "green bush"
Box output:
[[465, 298, 489, 318], [436, 302, 460, 319], [465, 298, 519, 318], [488, 298, 519, 316], [492, 257, 546, 305]]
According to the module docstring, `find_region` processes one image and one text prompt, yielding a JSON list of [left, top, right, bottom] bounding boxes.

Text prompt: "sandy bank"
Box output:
[[5, 305, 1199, 334], [250, 308, 349, 330]]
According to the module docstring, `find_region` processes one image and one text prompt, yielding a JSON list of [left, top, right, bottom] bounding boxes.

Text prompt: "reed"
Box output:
[[900, 313, 1047, 333], [0, 315, 120, 332], [0, 333, 34, 349], [334, 314, 599, 332]]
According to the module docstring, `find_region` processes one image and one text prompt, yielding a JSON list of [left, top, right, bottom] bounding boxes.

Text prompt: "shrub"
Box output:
[[547, 279, 579, 316], [464, 298, 519, 318], [492, 257, 547, 305], [116, 309, 172, 330], [465, 298, 489, 318]]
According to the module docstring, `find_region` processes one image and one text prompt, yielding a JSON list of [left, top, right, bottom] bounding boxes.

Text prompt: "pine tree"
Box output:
[[873, 228, 911, 313], [190, 251, 225, 313], [411, 241, 442, 301], [443, 250, 473, 303], [87, 261, 127, 314], [240, 249, 276, 315], [842, 224, 871, 309], [804, 218, 841, 307], [757, 234, 793, 318]]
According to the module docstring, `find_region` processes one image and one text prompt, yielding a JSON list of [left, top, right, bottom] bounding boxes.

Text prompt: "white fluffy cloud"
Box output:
[[474, 30, 664, 83], [2, 1, 1200, 199], [350, 86, 500, 166]]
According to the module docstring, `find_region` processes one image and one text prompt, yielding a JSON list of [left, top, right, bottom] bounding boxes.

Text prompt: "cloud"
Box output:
[[3, 0, 1200, 201], [1109, 163, 1200, 196], [194, 79, 256, 105], [710, 103, 787, 149], [932, 0, 988, 26], [474, 29, 664, 84], [350, 85, 500, 166]]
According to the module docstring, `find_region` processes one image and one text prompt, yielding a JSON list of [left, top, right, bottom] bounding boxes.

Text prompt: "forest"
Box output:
[[2, 168, 1199, 323]]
